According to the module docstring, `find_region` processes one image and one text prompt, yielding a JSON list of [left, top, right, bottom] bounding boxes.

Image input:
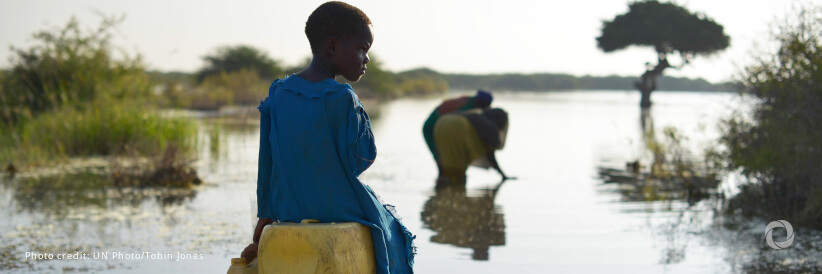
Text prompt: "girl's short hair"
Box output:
[[305, 1, 371, 53]]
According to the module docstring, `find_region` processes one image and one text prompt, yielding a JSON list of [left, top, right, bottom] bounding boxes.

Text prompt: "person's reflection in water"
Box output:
[[421, 179, 506, 261]]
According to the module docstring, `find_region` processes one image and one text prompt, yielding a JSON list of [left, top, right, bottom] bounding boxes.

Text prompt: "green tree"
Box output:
[[720, 5, 822, 228], [0, 15, 150, 125], [195, 45, 282, 83], [596, 0, 730, 107], [0, 15, 196, 163]]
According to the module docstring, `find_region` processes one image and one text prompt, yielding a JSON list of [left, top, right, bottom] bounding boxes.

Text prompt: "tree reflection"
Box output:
[[598, 108, 725, 266], [421, 179, 506, 261], [599, 108, 720, 205], [2, 172, 197, 218]]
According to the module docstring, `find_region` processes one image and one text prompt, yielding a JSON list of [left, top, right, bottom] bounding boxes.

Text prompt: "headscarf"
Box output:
[[474, 90, 493, 108]]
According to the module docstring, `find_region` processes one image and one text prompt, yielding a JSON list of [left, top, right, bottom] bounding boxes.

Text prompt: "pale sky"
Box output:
[[0, 0, 795, 83]]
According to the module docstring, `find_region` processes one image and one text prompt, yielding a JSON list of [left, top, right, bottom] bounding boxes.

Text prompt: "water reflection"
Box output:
[[0, 171, 202, 271], [421, 180, 506, 261], [3, 172, 197, 218], [598, 108, 720, 206], [5, 93, 820, 272]]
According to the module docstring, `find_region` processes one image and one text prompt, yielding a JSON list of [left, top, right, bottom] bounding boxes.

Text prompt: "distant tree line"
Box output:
[[146, 43, 730, 110], [148, 49, 730, 109], [443, 72, 729, 92]]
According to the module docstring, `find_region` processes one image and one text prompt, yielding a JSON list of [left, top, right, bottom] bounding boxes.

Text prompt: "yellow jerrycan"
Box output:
[[256, 219, 376, 274], [227, 257, 258, 274]]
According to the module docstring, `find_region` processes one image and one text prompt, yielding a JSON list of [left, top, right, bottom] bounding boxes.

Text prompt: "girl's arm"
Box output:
[[256, 97, 275, 222], [253, 218, 275, 243], [245, 97, 276, 262], [331, 88, 376, 177], [241, 218, 274, 262]]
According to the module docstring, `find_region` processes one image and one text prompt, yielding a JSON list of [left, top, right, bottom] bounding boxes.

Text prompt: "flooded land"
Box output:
[[2, 91, 820, 273]]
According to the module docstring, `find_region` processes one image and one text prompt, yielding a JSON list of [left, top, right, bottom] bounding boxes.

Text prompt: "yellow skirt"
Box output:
[[433, 114, 488, 177]]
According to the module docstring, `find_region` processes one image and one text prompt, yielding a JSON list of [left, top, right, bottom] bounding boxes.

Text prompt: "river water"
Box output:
[[2, 90, 820, 273]]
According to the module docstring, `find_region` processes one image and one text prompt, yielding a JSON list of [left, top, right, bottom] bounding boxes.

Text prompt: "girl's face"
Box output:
[[332, 25, 373, 82]]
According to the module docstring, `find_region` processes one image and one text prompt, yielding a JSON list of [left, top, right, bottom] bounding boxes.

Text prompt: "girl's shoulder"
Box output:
[[258, 75, 361, 113], [276, 74, 354, 99]]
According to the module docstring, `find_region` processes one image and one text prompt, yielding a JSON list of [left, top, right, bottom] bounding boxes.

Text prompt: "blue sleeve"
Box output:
[[256, 98, 274, 220], [326, 86, 377, 177], [346, 90, 377, 177]]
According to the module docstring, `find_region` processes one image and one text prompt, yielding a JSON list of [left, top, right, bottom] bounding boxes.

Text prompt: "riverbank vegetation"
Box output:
[[717, 5, 822, 229], [598, 118, 722, 206], [598, 4, 822, 231], [0, 15, 198, 187]]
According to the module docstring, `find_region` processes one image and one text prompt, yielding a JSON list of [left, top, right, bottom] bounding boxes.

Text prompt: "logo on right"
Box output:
[[765, 220, 794, 250]]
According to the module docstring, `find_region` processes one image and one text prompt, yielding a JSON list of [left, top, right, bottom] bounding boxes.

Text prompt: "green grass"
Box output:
[[1, 100, 196, 164]]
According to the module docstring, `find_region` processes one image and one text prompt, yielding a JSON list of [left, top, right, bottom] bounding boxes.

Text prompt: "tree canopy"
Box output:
[[596, 0, 730, 56], [195, 45, 282, 83]]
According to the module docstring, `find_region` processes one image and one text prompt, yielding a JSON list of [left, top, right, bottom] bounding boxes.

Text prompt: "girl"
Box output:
[[241, 2, 414, 273]]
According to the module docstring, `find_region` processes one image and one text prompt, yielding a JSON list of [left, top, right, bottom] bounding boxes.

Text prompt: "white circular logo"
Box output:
[[765, 220, 794, 249]]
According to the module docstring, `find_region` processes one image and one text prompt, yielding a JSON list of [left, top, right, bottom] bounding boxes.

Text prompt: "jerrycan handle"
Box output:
[[300, 219, 320, 224]]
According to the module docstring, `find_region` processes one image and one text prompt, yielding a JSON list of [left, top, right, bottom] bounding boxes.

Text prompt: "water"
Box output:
[[1, 90, 819, 273]]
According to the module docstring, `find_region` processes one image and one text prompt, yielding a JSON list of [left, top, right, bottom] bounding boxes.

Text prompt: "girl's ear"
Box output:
[[324, 36, 338, 56]]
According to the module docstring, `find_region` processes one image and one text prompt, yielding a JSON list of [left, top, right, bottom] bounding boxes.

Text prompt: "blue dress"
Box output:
[[256, 74, 415, 274]]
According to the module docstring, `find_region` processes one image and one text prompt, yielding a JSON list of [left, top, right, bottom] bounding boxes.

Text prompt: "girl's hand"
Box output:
[[241, 242, 259, 262]]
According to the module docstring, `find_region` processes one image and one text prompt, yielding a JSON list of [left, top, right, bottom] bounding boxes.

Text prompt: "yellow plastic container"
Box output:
[[227, 257, 257, 274], [257, 219, 376, 274]]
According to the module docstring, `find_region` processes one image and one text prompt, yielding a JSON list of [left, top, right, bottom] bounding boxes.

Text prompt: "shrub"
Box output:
[[720, 5, 822, 228], [195, 45, 282, 83], [0, 15, 151, 126], [0, 16, 197, 165]]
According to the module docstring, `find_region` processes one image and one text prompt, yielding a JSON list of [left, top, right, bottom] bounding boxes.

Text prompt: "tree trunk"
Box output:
[[639, 85, 653, 108], [635, 56, 670, 108], [635, 72, 657, 108]]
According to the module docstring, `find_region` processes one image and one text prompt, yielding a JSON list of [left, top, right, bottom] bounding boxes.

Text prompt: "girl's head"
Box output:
[[305, 1, 373, 82]]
